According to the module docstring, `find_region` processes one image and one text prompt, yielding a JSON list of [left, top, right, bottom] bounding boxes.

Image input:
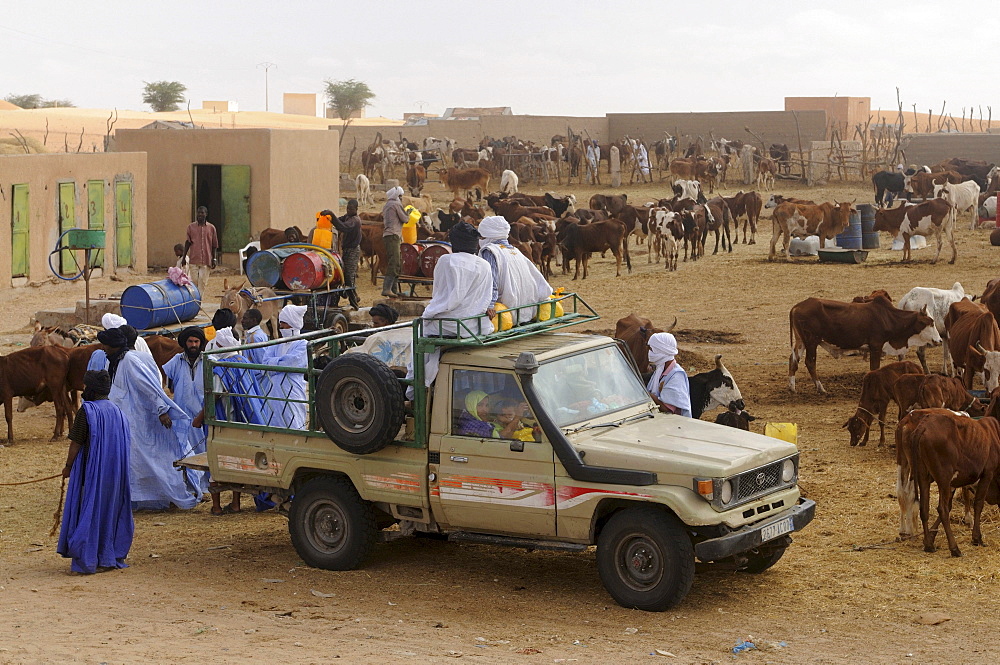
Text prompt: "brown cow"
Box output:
[[588, 194, 628, 216], [944, 299, 1000, 391], [757, 158, 777, 191], [0, 346, 73, 441], [918, 375, 985, 414], [360, 223, 387, 285], [788, 295, 941, 393], [723, 190, 762, 245], [439, 167, 490, 201], [980, 278, 1000, 322], [614, 313, 675, 376], [560, 220, 631, 279], [18, 344, 108, 416], [768, 201, 854, 261], [485, 194, 555, 224], [669, 158, 696, 181], [873, 199, 956, 263], [843, 360, 924, 447], [145, 335, 183, 375], [906, 169, 964, 200], [853, 289, 893, 303], [406, 164, 426, 197], [704, 197, 733, 254], [259, 226, 304, 250]]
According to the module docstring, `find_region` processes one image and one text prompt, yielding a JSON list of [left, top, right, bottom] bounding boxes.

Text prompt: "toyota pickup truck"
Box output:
[[179, 293, 814, 610]]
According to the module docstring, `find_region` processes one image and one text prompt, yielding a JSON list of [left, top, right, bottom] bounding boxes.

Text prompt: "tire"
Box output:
[[316, 353, 405, 455], [739, 544, 787, 574], [596, 507, 695, 611], [327, 312, 350, 336], [288, 476, 376, 570]]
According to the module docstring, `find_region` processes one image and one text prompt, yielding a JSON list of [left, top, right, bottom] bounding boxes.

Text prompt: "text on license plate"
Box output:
[[760, 517, 794, 543]]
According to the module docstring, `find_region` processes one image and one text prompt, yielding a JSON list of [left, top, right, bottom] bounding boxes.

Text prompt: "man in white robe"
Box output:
[[646, 332, 692, 418], [478, 216, 553, 325]]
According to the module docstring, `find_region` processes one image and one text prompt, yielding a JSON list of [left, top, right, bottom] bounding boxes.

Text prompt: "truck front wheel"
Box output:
[[596, 507, 695, 611], [288, 476, 376, 571]]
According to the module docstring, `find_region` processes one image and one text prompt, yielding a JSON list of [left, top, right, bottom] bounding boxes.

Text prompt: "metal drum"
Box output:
[[418, 243, 452, 278], [281, 250, 343, 290], [245, 249, 282, 287], [400, 243, 424, 277], [836, 209, 862, 250], [120, 279, 201, 330], [859, 204, 879, 249]]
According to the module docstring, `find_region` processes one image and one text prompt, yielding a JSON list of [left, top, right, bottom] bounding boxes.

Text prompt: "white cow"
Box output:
[[651, 208, 680, 271], [500, 169, 519, 195], [935, 180, 982, 229], [892, 282, 969, 375], [673, 179, 702, 201], [355, 174, 375, 207]]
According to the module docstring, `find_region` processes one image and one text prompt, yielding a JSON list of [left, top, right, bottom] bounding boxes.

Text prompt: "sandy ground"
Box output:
[[3, 173, 1000, 664]]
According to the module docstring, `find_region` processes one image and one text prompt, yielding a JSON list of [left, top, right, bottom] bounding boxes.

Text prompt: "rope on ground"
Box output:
[[0, 472, 61, 486], [50, 476, 66, 537]]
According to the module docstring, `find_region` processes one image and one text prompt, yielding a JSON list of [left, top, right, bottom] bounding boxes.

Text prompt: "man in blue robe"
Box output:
[[57, 370, 134, 573], [162, 326, 210, 496], [92, 326, 200, 510], [261, 304, 309, 429]]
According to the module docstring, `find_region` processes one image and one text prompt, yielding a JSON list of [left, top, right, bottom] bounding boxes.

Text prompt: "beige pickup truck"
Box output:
[[180, 294, 814, 611]]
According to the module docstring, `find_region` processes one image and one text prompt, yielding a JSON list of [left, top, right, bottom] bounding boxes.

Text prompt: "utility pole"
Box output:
[[257, 62, 276, 112]]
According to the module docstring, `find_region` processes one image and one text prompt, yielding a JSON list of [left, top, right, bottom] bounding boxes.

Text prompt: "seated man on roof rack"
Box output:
[[477, 216, 553, 325]]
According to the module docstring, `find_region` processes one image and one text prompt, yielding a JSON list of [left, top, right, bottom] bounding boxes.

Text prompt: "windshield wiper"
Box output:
[[564, 410, 655, 435]]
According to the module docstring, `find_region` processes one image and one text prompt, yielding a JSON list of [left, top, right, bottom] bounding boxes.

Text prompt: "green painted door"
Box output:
[[58, 182, 76, 275], [11, 184, 29, 278], [87, 180, 105, 268], [220, 165, 250, 253], [115, 181, 133, 268]]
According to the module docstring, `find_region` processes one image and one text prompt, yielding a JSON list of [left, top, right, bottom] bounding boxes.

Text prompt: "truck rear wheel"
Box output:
[[316, 353, 405, 455], [596, 507, 695, 611], [288, 476, 376, 570]]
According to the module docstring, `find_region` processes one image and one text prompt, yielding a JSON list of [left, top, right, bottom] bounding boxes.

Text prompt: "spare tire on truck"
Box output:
[[316, 353, 406, 454]]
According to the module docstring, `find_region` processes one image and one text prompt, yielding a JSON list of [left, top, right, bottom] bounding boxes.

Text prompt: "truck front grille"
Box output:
[[732, 461, 783, 503]]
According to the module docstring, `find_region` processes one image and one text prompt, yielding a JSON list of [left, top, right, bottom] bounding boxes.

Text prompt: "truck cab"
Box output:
[[180, 294, 814, 611]]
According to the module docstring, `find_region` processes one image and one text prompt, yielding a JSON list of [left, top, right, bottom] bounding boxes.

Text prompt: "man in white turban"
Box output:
[[381, 186, 407, 297], [101, 313, 152, 356], [259, 304, 309, 429], [477, 216, 553, 325], [646, 332, 691, 417]]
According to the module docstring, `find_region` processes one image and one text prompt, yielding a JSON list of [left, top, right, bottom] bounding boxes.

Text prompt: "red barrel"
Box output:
[[281, 250, 344, 290], [400, 243, 424, 277], [419, 243, 452, 278]]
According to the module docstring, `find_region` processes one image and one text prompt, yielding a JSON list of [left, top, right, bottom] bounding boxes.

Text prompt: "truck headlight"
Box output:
[[719, 480, 733, 504], [782, 458, 796, 483]]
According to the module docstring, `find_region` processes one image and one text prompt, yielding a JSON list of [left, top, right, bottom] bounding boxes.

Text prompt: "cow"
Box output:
[[872, 198, 956, 264], [769, 144, 791, 175], [872, 170, 907, 208], [355, 174, 375, 207], [589, 193, 628, 216], [722, 191, 762, 245], [704, 197, 734, 254], [669, 158, 696, 182], [936, 180, 982, 229], [405, 164, 426, 197], [906, 169, 964, 200], [764, 194, 815, 209], [694, 157, 719, 193], [902, 409, 1000, 556], [542, 192, 577, 218], [843, 360, 924, 448], [439, 167, 490, 201], [0, 345, 73, 441], [651, 208, 681, 270], [757, 158, 777, 191], [917, 375, 985, 414], [894, 283, 969, 374], [18, 341, 107, 416], [423, 136, 456, 163], [560, 219, 631, 279], [500, 169, 519, 195], [614, 313, 674, 376], [944, 299, 1000, 391], [768, 201, 854, 261], [485, 194, 555, 225], [672, 180, 703, 202], [788, 295, 941, 393], [689, 354, 745, 419], [360, 224, 387, 285], [715, 407, 756, 430], [982, 279, 1000, 323], [259, 226, 304, 251], [678, 209, 703, 262]]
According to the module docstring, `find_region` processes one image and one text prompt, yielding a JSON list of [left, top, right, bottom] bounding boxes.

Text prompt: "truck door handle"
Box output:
[[450, 456, 469, 463]]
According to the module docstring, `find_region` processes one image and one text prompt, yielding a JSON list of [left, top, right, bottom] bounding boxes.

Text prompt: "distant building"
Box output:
[[441, 107, 513, 120], [404, 112, 439, 122], [784, 97, 870, 139], [202, 100, 239, 113], [283, 93, 319, 117]]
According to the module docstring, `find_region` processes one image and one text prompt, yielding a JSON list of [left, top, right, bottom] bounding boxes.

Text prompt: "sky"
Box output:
[[3, 0, 995, 120]]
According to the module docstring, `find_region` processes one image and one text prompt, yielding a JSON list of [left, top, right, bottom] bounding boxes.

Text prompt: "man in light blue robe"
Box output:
[[261, 304, 309, 429], [93, 326, 200, 510], [241, 308, 270, 364], [646, 332, 692, 418], [162, 326, 210, 495]]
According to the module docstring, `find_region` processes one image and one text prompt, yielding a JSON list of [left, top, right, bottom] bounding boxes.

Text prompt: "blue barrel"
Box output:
[[246, 249, 282, 287], [859, 204, 879, 249], [120, 279, 201, 330], [837, 209, 862, 250]]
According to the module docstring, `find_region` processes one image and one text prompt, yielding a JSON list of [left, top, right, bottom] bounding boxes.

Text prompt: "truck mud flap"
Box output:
[[694, 498, 816, 562]]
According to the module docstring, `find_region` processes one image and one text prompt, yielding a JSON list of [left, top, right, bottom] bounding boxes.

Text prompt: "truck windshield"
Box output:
[[533, 345, 650, 427]]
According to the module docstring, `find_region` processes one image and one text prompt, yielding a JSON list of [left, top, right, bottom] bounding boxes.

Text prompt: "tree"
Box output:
[[40, 99, 75, 108], [142, 81, 187, 112], [4, 94, 44, 109], [323, 79, 375, 145]]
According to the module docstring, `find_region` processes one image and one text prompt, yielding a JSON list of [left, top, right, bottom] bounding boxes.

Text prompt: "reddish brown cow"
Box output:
[[757, 158, 777, 191], [873, 199, 956, 263], [614, 313, 675, 376], [853, 289, 893, 303], [918, 374, 985, 414], [907, 170, 965, 200], [944, 299, 1000, 390], [769, 201, 855, 261], [588, 194, 629, 216], [723, 191, 762, 245], [843, 360, 924, 447], [145, 335, 183, 375], [485, 194, 555, 224], [560, 220, 631, 279], [259, 226, 304, 250], [704, 197, 733, 254], [0, 346, 73, 441], [406, 164, 426, 196], [980, 278, 1000, 322], [360, 223, 387, 285], [18, 344, 108, 415], [668, 158, 696, 181], [788, 295, 941, 393], [439, 167, 490, 201]]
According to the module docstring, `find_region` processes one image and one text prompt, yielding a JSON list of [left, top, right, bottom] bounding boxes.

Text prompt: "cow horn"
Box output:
[[977, 341, 988, 354], [715, 354, 724, 370], [667, 316, 678, 332]]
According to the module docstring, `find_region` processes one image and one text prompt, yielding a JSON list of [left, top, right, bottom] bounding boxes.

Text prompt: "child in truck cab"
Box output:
[[491, 398, 537, 441]]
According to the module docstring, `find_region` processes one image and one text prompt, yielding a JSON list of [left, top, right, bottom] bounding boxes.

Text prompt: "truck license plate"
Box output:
[[760, 517, 794, 543]]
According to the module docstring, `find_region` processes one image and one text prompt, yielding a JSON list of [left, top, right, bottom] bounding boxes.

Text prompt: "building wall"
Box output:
[[898, 133, 1000, 165], [0, 152, 147, 286], [785, 97, 871, 138], [112, 128, 339, 267], [607, 111, 828, 149], [283, 93, 318, 116], [203, 100, 238, 112]]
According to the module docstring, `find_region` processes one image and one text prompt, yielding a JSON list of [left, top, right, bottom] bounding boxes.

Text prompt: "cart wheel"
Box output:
[[327, 312, 350, 335]]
